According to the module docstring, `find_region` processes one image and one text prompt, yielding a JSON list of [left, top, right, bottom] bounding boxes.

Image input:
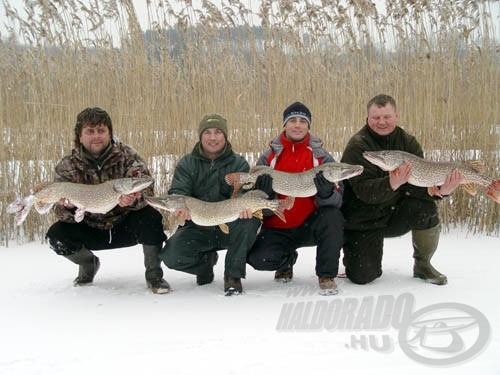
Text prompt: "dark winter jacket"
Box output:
[[341, 125, 436, 231], [257, 132, 343, 229], [53, 140, 153, 230], [168, 141, 249, 201]]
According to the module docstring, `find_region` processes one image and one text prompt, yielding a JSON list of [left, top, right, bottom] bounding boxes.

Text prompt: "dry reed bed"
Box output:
[[0, 0, 498, 245]]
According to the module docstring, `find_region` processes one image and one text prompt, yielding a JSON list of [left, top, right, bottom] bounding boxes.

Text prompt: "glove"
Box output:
[[313, 171, 334, 199], [220, 180, 234, 198], [254, 174, 274, 198]]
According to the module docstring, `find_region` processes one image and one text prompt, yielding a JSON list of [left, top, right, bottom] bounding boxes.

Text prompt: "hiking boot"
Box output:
[[147, 278, 171, 294], [318, 277, 338, 296], [274, 267, 293, 283], [64, 247, 100, 286], [197, 252, 219, 286], [224, 275, 243, 296]]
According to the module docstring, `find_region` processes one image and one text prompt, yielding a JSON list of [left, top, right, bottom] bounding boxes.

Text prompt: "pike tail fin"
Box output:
[[485, 180, 500, 204], [224, 173, 245, 198], [7, 195, 36, 225], [274, 196, 295, 223]]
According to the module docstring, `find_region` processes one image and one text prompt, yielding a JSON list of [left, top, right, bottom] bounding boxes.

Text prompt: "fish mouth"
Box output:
[[362, 151, 383, 164]]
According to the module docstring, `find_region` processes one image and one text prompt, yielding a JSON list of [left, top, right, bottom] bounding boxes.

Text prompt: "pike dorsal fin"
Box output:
[[219, 223, 230, 234], [462, 183, 478, 196], [465, 160, 485, 174], [249, 165, 271, 173], [34, 201, 54, 214]]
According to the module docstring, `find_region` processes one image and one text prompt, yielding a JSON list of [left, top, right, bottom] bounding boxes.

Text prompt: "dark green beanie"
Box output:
[[198, 113, 228, 138]]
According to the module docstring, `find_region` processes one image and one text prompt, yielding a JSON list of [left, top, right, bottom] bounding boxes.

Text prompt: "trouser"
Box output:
[[161, 217, 261, 279], [46, 206, 167, 254], [343, 198, 439, 284], [247, 207, 344, 278]]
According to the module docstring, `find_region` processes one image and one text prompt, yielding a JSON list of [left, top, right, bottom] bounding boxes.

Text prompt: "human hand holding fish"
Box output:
[[174, 207, 191, 222], [57, 197, 75, 209], [239, 208, 254, 219], [389, 162, 412, 191], [428, 168, 463, 197], [118, 192, 141, 207]]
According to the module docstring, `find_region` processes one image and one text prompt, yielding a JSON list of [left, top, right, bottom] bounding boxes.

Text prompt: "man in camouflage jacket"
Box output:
[[45, 107, 170, 294]]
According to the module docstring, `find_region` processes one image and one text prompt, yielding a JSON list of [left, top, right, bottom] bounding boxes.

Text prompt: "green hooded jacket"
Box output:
[[341, 125, 437, 230], [168, 140, 249, 201]]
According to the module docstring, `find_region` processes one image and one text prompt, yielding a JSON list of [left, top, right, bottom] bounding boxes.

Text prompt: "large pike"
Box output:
[[7, 177, 154, 225], [363, 150, 500, 203], [224, 162, 364, 198], [145, 190, 294, 234]]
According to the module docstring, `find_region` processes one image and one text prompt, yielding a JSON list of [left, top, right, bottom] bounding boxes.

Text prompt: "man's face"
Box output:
[[367, 103, 398, 136], [79, 123, 111, 158], [201, 127, 226, 159], [284, 117, 309, 141]]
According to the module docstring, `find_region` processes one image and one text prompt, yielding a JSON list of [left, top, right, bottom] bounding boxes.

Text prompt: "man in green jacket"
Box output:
[[160, 114, 261, 295], [341, 94, 461, 286]]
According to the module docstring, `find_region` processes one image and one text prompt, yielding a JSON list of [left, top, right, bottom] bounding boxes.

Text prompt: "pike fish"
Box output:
[[7, 177, 154, 225], [224, 162, 364, 198], [363, 150, 500, 203], [145, 190, 295, 234]]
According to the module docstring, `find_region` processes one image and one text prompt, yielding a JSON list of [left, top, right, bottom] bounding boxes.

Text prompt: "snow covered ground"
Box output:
[[0, 228, 498, 374]]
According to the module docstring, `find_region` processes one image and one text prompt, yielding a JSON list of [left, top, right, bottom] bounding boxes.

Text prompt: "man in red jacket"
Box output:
[[247, 102, 344, 295]]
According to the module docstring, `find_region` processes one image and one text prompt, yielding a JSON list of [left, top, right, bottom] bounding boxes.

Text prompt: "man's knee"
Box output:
[[347, 269, 382, 285], [46, 223, 81, 256], [247, 247, 281, 271], [403, 199, 439, 230], [46, 236, 79, 256]]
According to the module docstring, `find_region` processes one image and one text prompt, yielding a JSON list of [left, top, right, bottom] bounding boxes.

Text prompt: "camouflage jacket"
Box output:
[[53, 140, 153, 230]]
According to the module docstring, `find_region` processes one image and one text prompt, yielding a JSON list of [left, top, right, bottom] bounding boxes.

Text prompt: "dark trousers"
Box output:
[[161, 217, 261, 279], [46, 206, 167, 255], [247, 207, 344, 278], [343, 198, 439, 284]]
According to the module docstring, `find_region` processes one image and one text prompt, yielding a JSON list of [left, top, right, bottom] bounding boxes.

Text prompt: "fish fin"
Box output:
[[462, 183, 477, 196], [249, 165, 270, 173], [224, 172, 240, 186], [252, 210, 264, 220], [272, 197, 295, 223], [224, 173, 245, 198], [34, 201, 54, 214], [465, 160, 485, 174], [7, 195, 36, 225], [281, 196, 295, 211], [74, 208, 86, 222], [273, 209, 286, 223], [219, 223, 230, 234], [485, 180, 500, 203], [166, 213, 182, 234]]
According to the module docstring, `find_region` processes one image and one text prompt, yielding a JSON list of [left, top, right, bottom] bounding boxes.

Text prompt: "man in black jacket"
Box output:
[[341, 94, 462, 285]]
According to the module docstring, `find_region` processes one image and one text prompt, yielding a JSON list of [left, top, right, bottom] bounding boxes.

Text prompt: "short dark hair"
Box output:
[[367, 94, 397, 114], [74, 107, 113, 147]]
